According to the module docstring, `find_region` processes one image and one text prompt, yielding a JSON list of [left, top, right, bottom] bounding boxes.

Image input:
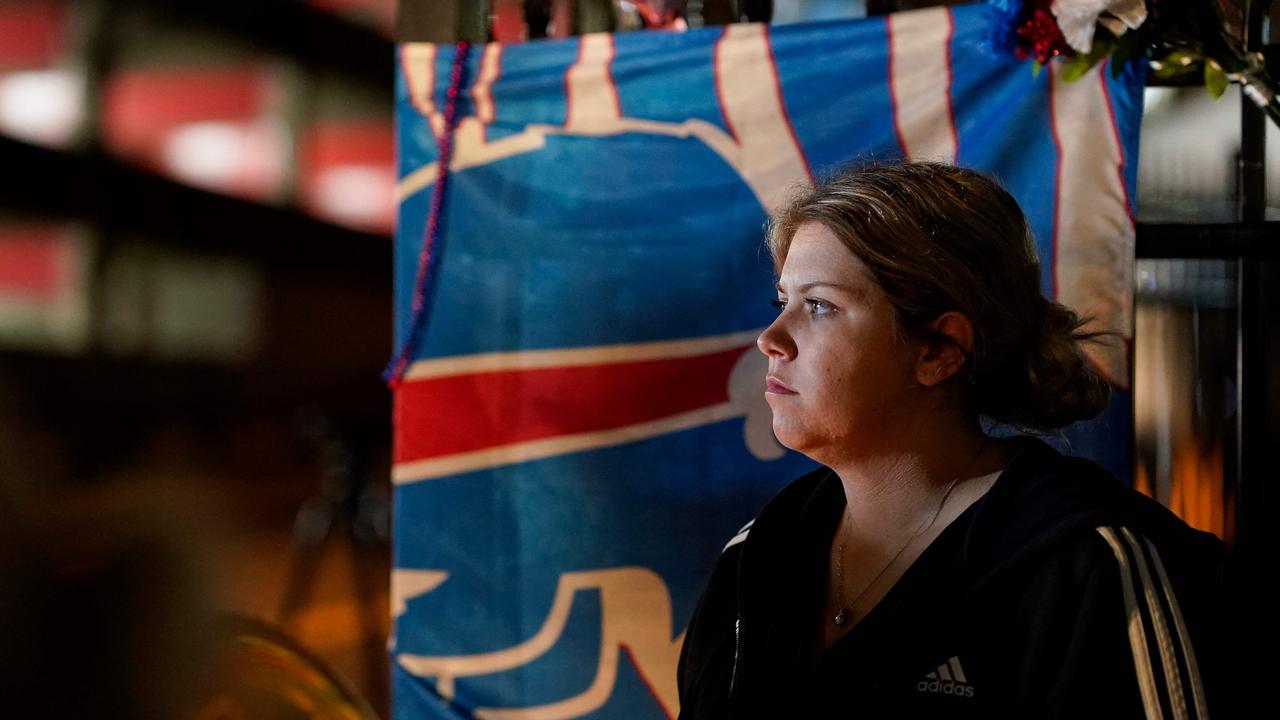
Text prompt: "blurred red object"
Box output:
[[492, 0, 526, 43], [0, 1, 82, 148], [632, 0, 687, 29], [102, 65, 288, 201], [0, 223, 90, 352], [299, 120, 395, 234], [0, 1, 66, 70], [0, 226, 66, 300]]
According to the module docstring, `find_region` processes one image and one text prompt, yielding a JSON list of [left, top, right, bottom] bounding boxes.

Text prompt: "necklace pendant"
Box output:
[[833, 607, 848, 626]]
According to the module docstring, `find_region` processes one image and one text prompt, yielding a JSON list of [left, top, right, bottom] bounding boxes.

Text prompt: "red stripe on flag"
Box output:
[[394, 345, 747, 464]]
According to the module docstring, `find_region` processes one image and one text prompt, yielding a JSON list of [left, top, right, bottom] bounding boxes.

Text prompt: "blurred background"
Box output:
[[0, 0, 396, 716], [1, 0, 1275, 717]]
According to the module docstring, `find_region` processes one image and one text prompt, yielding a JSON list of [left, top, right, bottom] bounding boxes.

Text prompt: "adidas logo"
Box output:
[[917, 656, 975, 698]]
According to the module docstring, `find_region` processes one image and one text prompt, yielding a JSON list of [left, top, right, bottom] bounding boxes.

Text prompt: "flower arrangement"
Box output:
[[989, 0, 1279, 126]]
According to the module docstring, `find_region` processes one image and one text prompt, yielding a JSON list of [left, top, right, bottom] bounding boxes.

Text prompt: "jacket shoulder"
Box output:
[[975, 519, 1223, 719]]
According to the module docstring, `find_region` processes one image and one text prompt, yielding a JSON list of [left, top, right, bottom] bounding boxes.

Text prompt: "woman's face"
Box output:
[[757, 222, 923, 462]]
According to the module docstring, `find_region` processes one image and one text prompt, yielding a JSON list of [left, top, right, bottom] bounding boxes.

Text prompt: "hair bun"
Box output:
[[973, 299, 1113, 431]]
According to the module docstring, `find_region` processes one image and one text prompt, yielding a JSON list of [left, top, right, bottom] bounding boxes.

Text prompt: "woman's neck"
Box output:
[[811, 428, 1007, 653], [827, 424, 1001, 538]]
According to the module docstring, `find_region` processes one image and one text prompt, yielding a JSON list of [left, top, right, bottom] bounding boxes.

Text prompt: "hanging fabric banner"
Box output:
[[391, 4, 1143, 717]]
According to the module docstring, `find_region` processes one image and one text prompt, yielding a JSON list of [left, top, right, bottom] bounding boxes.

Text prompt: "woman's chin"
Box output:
[[771, 420, 845, 464], [769, 422, 810, 455]]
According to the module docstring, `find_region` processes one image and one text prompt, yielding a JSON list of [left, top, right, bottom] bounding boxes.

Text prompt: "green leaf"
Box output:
[[1149, 62, 1200, 83], [1060, 54, 1096, 82], [1032, 60, 1043, 78], [1204, 59, 1229, 99], [1057, 32, 1114, 83], [1149, 48, 1206, 83]]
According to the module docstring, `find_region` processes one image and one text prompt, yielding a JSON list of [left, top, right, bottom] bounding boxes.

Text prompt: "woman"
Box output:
[[677, 163, 1224, 719]]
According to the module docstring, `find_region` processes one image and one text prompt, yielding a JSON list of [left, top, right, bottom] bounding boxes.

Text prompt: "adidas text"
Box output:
[[917, 679, 975, 697]]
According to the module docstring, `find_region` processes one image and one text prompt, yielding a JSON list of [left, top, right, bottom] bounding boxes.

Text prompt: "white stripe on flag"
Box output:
[[1049, 62, 1134, 388], [565, 33, 620, 131], [887, 7, 957, 163], [715, 24, 813, 212], [401, 43, 445, 138], [391, 569, 449, 619], [394, 34, 805, 214], [403, 328, 763, 381], [398, 568, 682, 718]]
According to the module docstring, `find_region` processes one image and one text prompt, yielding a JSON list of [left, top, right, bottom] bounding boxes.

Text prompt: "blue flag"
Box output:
[[391, 4, 1143, 717]]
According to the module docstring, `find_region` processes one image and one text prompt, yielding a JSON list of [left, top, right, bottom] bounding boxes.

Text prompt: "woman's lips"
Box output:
[[765, 377, 797, 395]]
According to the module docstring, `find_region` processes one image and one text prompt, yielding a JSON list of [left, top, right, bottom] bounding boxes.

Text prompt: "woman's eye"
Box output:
[[770, 299, 786, 312], [805, 298, 833, 315]]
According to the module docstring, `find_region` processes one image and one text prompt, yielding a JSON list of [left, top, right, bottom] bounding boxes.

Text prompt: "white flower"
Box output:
[[1051, 0, 1148, 54]]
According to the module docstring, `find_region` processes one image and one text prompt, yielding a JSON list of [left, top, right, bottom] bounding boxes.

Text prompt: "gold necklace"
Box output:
[[831, 437, 988, 627]]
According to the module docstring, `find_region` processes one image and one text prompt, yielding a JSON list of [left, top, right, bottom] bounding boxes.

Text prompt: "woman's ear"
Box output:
[[914, 311, 973, 387]]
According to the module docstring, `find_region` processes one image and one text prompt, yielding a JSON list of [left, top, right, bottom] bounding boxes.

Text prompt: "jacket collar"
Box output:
[[736, 435, 1138, 630]]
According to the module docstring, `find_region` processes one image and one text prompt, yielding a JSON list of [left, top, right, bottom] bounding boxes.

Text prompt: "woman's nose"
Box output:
[[757, 315, 796, 360]]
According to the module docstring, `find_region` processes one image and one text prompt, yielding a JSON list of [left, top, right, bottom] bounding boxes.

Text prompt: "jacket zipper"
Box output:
[[729, 616, 742, 698]]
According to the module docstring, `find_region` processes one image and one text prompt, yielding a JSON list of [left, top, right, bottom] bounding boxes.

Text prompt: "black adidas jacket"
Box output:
[[677, 436, 1228, 719]]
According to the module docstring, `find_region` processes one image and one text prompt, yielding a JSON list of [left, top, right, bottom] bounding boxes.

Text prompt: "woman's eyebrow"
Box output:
[[776, 281, 863, 295]]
